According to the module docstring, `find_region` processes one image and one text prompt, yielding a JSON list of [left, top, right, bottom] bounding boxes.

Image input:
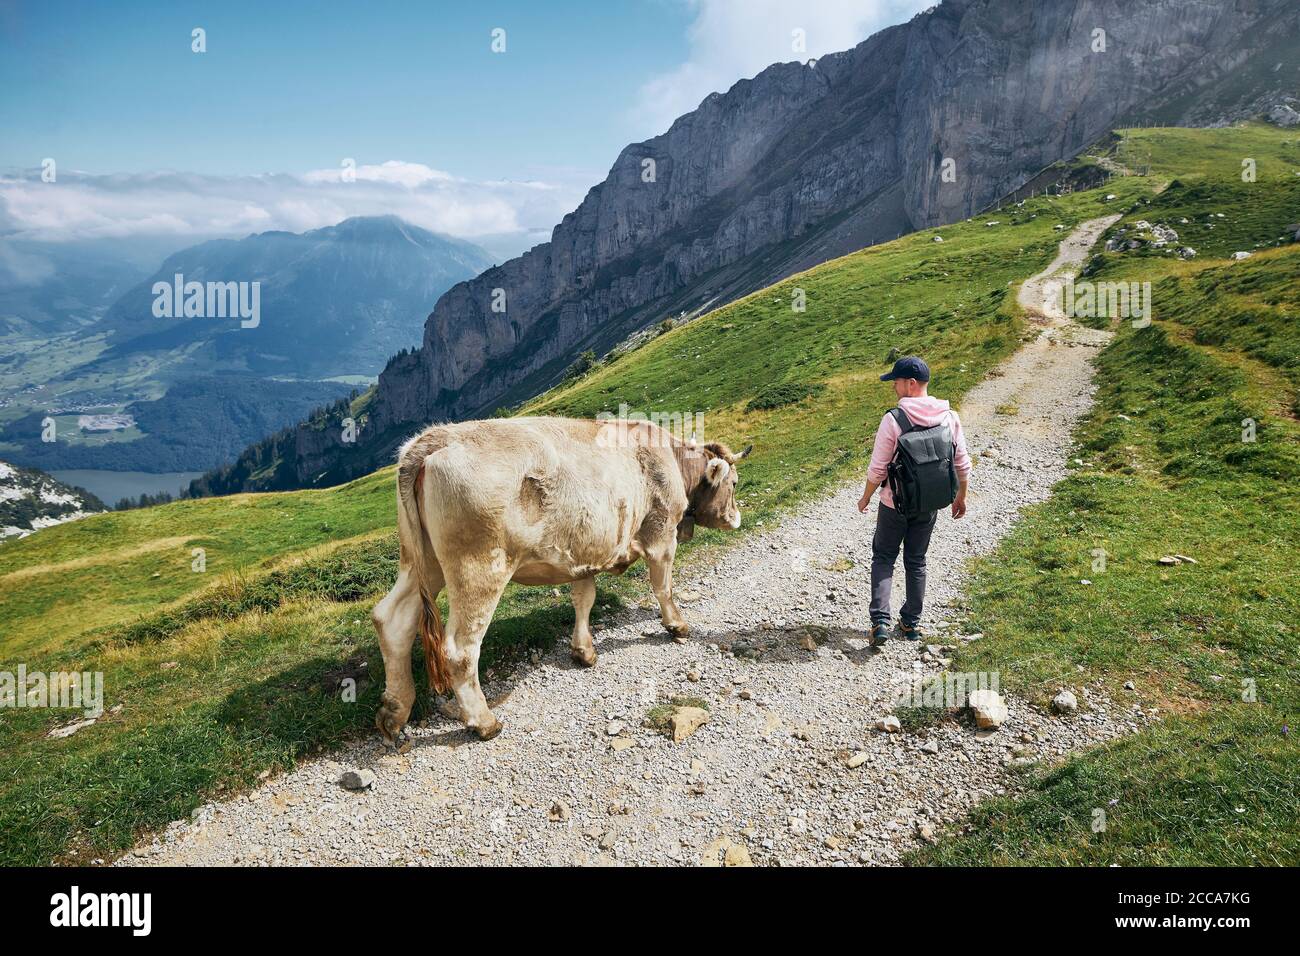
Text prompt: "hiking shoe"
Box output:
[[869, 623, 889, 647], [896, 621, 922, 641]]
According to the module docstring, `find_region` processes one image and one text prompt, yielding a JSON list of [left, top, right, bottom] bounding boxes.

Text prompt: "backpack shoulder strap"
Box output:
[[891, 406, 915, 436]]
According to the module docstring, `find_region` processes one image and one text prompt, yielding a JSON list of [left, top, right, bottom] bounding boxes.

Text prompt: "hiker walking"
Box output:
[[856, 356, 971, 646]]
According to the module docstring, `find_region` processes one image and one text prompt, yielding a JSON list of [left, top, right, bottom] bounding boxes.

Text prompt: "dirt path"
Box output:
[[121, 217, 1147, 867]]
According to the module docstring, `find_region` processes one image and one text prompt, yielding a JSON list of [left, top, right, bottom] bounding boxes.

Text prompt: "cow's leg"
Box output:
[[372, 566, 428, 743], [646, 542, 688, 637], [570, 576, 598, 666], [443, 558, 511, 739]]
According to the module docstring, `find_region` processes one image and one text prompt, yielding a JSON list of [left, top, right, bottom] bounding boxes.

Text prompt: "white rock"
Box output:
[[48, 718, 97, 739], [1052, 689, 1079, 714], [968, 689, 1008, 729]]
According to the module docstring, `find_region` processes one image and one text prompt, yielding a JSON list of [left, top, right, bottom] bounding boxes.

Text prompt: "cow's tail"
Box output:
[[397, 446, 451, 695]]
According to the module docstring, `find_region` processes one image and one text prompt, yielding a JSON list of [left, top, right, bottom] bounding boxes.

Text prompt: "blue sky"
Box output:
[[0, 0, 690, 181], [0, 0, 931, 252]]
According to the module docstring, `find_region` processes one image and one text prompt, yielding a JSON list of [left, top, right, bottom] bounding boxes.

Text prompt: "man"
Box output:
[[856, 356, 970, 646]]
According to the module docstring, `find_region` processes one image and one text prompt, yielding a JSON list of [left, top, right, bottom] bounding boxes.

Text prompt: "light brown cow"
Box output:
[[372, 415, 751, 742]]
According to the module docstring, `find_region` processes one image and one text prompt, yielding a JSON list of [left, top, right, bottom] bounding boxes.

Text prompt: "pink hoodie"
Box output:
[[867, 396, 971, 510]]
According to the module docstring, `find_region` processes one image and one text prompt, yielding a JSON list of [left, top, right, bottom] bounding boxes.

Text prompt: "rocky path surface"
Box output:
[[122, 217, 1149, 867]]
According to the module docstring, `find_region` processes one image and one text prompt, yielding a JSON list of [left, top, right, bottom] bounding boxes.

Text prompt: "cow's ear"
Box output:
[[732, 444, 753, 462], [706, 457, 730, 485]]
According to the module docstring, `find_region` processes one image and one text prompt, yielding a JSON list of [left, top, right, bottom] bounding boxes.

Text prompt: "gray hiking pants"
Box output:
[[869, 502, 937, 627]]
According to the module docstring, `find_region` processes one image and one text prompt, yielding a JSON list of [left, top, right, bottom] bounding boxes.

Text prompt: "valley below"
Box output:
[[47, 470, 204, 507]]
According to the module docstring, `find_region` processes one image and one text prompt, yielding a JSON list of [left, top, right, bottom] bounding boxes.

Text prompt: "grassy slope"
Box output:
[[1, 468, 394, 656], [913, 124, 1300, 865], [1, 123, 1294, 865]]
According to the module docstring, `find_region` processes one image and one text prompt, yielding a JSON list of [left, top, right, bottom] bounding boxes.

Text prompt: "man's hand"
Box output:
[[857, 478, 878, 515], [951, 494, 967, 520], [858, 480, 878, 513]]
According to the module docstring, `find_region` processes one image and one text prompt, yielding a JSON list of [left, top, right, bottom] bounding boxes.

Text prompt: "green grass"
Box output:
[[1114, 122, 1300, 183], [2, 123, 1297, 866], [0, 468, 397, 655], [909, 170, 1300, 864], [645, 696, 711, 732], [1093, 175, 1300, 269], [920, 709, 1296, 866]]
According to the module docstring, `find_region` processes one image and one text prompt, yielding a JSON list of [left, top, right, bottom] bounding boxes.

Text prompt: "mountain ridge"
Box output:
[[93, 214, 495, 378]]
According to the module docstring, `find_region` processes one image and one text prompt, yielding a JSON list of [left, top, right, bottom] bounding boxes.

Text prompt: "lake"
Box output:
[[51, 470, 205, 506]]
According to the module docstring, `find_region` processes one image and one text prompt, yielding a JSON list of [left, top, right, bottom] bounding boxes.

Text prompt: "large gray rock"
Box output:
[[338, 769, 376, 791], [1267, 104, 1300, 127]]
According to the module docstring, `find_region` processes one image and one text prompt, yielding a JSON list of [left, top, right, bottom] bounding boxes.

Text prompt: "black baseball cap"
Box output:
[[880, 355, 930, 382]]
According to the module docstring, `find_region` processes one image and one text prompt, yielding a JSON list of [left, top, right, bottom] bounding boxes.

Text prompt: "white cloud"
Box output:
[[633, 0, 933, 137], [301, 159, 455, 188], [0, 242, 56, 286], [0, 162, 587, 252]]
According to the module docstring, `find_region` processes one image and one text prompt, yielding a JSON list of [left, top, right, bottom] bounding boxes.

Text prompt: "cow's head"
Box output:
[[682, 441, 752, 535]]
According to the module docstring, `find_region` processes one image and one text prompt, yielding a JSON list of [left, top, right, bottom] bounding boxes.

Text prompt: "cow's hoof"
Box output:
[[665, 622, 690, 639], [571, 646, 597, 667], [375, 695, 408, 743], [473, 718, 503, 741]]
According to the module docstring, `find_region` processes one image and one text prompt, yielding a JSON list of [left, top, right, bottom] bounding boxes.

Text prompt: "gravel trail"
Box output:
[[122, 216, 1148, 867]]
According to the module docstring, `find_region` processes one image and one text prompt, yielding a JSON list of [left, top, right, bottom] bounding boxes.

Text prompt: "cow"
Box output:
[[371, 415, 752, 742]]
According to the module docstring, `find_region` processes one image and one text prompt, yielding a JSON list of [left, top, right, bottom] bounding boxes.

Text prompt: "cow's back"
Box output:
[[408, 417, 680, 581]]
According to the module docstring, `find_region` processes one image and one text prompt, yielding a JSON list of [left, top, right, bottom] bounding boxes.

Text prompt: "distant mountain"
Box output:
[[0, 216, 494, 474], [0, 236, 187, 339], [91, 215, 496, 379], [0, 460, 104, 541], [203, 0, 1300, 496]]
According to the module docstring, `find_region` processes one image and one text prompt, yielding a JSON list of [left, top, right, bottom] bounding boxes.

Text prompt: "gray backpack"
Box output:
[[885, 407, 959, 517]]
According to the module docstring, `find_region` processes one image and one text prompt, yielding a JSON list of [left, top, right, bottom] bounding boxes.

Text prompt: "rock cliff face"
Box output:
[[214, 0, 1300, 492], [0, 461, 104, 541]]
